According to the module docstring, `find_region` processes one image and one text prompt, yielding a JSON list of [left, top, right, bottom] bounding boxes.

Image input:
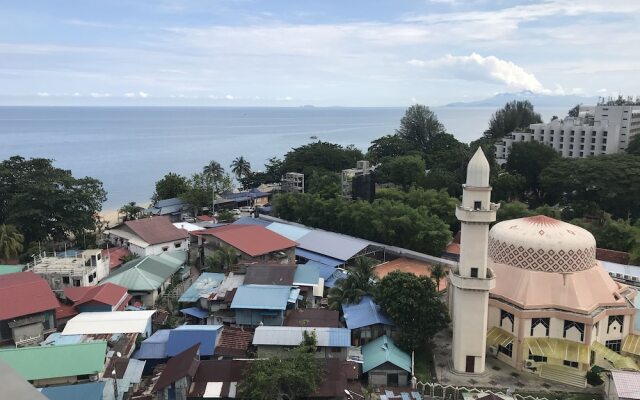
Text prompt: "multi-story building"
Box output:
[[496, 103, 640, 164], [30, 249, 110, 290]]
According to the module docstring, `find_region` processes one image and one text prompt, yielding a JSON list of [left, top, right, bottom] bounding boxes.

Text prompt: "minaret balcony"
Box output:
[[455, 203, 499, 223], [449, 266, 496, 291]]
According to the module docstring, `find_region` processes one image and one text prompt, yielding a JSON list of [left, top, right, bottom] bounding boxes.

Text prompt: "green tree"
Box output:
[[483, 100, 542, 140], [626, 134, 640, 156], [119, 201, 144, 221], [307, 171, 340, 199], [568, 104, 581, 118], [281, 141, 363, 177], [152, 172, 189, 202], [570, 217, 639, 252], [327, 257, 377, 310], [375, 155, 426, 191], [230, 156, 252, 182], [492, 171, 526, 202], [239, 333, 324, 400], [181, 172, 233, 215], [205, 247, 238, 272], [120, 253, 140, 264], [496, 201, 534, 222], [366, 135, 414, 164], [0, 156, 107, 244], [0, 224, 24, 261], [506, 141, 559, 203], [396, 104, 446, 153], [430, 264, 446, 292], [376, 271, 450, 351]]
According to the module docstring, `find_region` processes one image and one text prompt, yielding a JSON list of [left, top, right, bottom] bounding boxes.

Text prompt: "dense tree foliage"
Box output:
[[239, 333, 324, 400], [376, 271, 450, 351], [281, 141, 363, 177], [626, 134, 640, 156], [306, 171, 340, 199], [273, 193, 452, 255], [0, 156, 107, 244], [180, 172, 233, 214], [366, 134, 415, 164], [119, 202, 144, 221], [0, 224, 24, 261], [327, 257, 376, 310], [375, 155, 426, 191], [152, 172, 189, 202], [205, 247, 239, 272], [396, 105, 446, 153], [483, 100, 542, 140], [570, 217, 640, 253], [506, 141, 559, 203], [375, 188, 458, 229], [491, 171, 526, 203]]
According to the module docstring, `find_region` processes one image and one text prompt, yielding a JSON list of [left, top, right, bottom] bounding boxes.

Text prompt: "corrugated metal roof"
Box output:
[[133, 329, 171, 359], [266, 222, 311, 241], [362, 335, 411, 373], [179, 273, 224, 303], [40, 332, 85, 346], [0, 342, 107, 381], [253, 326, 351, 347], [61, 311, 155, 335], [0, 272, 59, 320], [180, 307, 209, 319], [40, 381, 105, 400], [230, 285, 292, 310], [342, 296, 394, 329], [233, 216, 271, 226], [0, 265, 24, 275], [0, 359, 48, 400], [296, 230, 369, 262], [122, 358, 146, 384], [294, 264, 320, 286], [100, 252, 185, 291], [166, 325, 223, 357], [198, 225, 296, 257], [325, 269, 348, 288], [302, 261, 336, 279], [295, 248, 344, 267]]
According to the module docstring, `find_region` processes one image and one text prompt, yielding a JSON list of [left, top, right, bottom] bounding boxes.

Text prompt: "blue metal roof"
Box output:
[[295, 248, 344, 267], [231, 285, 293, 310], [266, 222, 311, 241], [324, 269, 348, 288], [303, 261, 336, 280], [40, 332, 85, 346], [41, 381, 105, 400], [133, 329, 171, 359], [166, 325, 222, 357], [294, 264, 320, 286], [233, 216, 271, 226], [180, 307, 209, 319], [178, 272, 224, 303], [342, 296, 394, 329]]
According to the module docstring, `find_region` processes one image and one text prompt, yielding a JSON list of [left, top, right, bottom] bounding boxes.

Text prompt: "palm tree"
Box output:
[[230, 156, 252, 181], [119, 201, 143, 221], [327, 257, 377, 310], [205, 247, 238, 272], [203, 160, 225, 213], [120, 253, 140, 264], [0, 224, 24, 261], [431, 264, 446, 292]]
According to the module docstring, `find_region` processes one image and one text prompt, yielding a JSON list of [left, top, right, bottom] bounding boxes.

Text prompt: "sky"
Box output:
[[1, 0, 639, 106]]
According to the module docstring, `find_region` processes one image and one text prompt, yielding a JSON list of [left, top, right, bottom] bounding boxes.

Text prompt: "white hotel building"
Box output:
[[495, 104, 640, 165]]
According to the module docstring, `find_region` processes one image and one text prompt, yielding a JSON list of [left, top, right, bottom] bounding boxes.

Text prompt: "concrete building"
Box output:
[[106, 216, 190, 257], [495, 104, 640, 164], [448, 147, 497, 374], [341, 160, 375, 200], [281, 172, 305, 193], [31, 249, 110, 290]]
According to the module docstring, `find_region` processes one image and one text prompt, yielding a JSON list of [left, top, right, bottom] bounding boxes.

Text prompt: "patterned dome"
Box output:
[[488, 215, 596, 273]]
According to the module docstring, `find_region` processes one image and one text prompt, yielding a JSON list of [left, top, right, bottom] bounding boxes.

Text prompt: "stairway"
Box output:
[[539, 364, 587, 388]]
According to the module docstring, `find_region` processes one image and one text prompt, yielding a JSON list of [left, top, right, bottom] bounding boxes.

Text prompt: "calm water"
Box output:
[[0, 106, 564, 208]]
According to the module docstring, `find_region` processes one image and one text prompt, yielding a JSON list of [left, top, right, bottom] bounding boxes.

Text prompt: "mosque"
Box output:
[[448, 148, 640, 387]]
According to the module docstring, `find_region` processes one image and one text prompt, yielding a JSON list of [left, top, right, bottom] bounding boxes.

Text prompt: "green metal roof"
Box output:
[[361, 335, 411, 374], [0, 342, 107, 381], [100, 251, 185, 291], [0, 265, 24, 275]]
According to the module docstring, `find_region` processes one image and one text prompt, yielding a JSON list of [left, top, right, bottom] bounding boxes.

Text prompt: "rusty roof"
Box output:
[[244, 264, 296, 285], [283, 308, 342, 328], [197, 224, 296, 256], [124, 216, 189, 245], [375, 257, 448, 292], [214, 326, 254, 358], [152, 343, 199, 392]]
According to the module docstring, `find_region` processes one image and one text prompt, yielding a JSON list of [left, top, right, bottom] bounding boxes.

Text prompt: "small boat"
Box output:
[[310, 135, 318, 139]]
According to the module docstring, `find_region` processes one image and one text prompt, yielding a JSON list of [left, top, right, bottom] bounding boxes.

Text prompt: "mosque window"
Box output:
[[474, 201, 482, 210], [470, 268, 478, 278], [563, 360, 579, 368], [563, 320, 585, 341], [498, 343, 512, 358], [530, 318, 550, 336], [607, 315, 624, 333], [606, 339, 622, 353], [500, 310, 514, 332], [528, 351, 547, 363]]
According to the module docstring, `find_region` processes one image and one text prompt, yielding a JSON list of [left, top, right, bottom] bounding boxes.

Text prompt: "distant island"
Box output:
[[445, 90, 599, 108]]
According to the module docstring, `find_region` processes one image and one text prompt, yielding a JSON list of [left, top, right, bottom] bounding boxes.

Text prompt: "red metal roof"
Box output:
[[197, 225, 296, 257], [124, 216, 189, 245], [102, 247, 131, 269], [64, 286, 93, 303], [75, 283, 131, 308], [0, 272, 59, 320], [55, 303, 79, 320]]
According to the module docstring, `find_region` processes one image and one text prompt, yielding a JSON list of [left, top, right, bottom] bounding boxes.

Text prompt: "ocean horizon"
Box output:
[[0, 106, 565, 209]]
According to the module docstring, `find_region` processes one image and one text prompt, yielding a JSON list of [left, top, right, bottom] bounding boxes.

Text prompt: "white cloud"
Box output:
[[138, 91, 149, 98], [90, 92, 111, 98], [276, 96, 293, 101], [36, 92, 50, 97], [124, 92, 136, 98], [73, 92, 81, 97], [409, 53, 546, 92], [225, 94, 235, 100]]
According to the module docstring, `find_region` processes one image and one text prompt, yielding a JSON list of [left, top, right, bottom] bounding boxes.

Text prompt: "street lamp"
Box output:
[[111, 351, 122, 400]]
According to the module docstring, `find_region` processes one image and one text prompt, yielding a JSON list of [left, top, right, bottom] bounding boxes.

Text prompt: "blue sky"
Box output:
[[1, 0, 639, 106]]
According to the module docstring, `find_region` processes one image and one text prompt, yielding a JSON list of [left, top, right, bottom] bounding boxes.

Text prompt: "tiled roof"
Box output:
[[124, 216, 188, 245], [244, 264, 296, 285], [342, 296, 394, 329], [0, 272, 59, 320], [214, 326, 254, 358], [375, 257, 448, 292], [197, 225, 296, 257], [362, 335, 411, 373], [153, 343, 200, 392], [55, 303, 79, 320], [610, 370, 640, 399], [284, 309, 342, 328]]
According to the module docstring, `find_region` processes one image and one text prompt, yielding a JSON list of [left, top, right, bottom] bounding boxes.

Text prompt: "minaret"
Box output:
[[449, 147, 497, 374]]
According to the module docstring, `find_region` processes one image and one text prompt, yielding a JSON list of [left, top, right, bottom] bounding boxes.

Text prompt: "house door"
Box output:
[[387, 373, 399, 387], [465, 356, 475, 373]]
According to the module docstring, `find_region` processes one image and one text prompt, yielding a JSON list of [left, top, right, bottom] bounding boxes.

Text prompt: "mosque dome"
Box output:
[[488, 215, 596, 273], [466, 147, 490, 187]]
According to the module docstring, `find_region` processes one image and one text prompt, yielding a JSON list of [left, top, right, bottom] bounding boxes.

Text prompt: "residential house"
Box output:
[[106, 216, 189, 257], [166, 325, 223, 360], [103, 358, 147, 400], [152, 343, 200, 400], [605, 370, 640, 400], [62, 310, 156, 338], [196, 224, 296, 265], [0, 271, 59, 346], [342, 296, 395, 346], [133, 329, 171, 372], [64, 282, 132, 312], [178, 272, 224, 322], [253, 326, 351, 359], [362, 335, 412, 388], [294, 263, 324, 306], [0, 341, 107, 387], [284, 308, 342, 328], [31, 249, 110, 290], [40, 381, 106, 400], [230, 284, 298, 326], [102, 247, 131, 270], [0, 359, 49, 400], [214, 326, 253, 358], [244, 264, 296, 285], [100, 251, 187, 306], [201, 272, 245, 325], [216, 188, 270, 208], [145, 198, 189, 222]]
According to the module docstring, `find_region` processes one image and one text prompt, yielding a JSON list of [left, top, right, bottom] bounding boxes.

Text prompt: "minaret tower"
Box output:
[[449, 147, 497, 374]]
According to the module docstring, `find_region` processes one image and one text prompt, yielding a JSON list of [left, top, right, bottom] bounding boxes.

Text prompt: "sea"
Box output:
[[0, 106, 565, 209]]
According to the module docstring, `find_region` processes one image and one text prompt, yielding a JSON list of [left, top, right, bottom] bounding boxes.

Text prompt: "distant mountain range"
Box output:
[[446, 91, 599, 108]]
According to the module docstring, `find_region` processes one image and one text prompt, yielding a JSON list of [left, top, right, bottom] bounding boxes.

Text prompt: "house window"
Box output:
[[162, 246, 169, 252], [590, 145, 595, 150], [563, 320, 585, 341], [563, 360, 579, 368], [174, 242, 182, 249], [603, 131, 608, 137], [602, 146, 607, 151], [470, 268, 479, 278], [580, 152, 584, 156], [63, 276, 70, 284], [531, 318, 550, 336], [474, 201, 482, 210], [581, 131, 586, 136], [498, 343, 513, 358], [608, 315, 624, 333], [606, 339, 622, 353], [580, 138, 585, 143], [500, 310, 514, 332], [570, 137, 574, 143], [88, 275, 93, 283], [93, 272, 96, 278], [569, 151, 573, 156], [73, 279, 81, 287], [591, 138, 596, 143]]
